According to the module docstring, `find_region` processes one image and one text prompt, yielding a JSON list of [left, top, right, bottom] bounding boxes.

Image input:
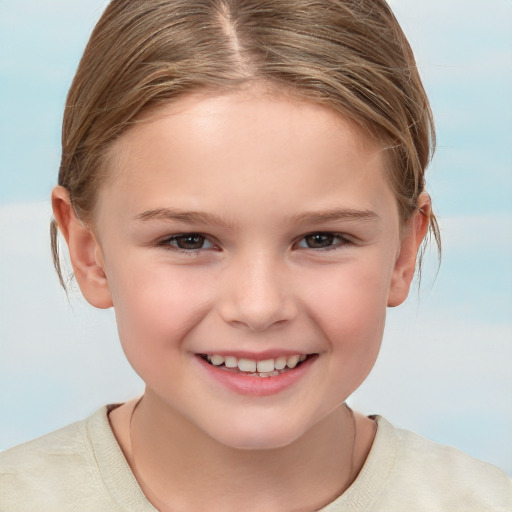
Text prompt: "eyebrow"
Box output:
[[135, 207, 379, 226], [135, 208, 232, 227], [290, 208, 380, 225]]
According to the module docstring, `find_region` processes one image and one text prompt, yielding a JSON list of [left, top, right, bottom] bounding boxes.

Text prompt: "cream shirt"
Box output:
[[1, 406, 511, 511]]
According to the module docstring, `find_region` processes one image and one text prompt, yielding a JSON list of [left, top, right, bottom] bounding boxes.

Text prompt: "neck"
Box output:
[[113, 392, 373, 512]]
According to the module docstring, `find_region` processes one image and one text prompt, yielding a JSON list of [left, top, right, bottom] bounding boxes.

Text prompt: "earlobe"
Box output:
[[51, 186, 113, 309], [387, 193, 431, 307]]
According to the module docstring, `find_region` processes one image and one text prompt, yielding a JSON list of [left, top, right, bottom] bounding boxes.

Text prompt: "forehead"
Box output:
[[99, 89, 396, 226]]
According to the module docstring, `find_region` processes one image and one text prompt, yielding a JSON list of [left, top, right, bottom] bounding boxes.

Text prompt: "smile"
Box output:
[[200, 354, 309, 377]]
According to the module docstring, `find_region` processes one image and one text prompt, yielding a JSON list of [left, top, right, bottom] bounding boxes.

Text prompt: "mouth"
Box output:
[[198, 353, 313, 378]]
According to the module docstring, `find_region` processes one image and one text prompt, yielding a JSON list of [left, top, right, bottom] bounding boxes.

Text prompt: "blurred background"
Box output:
[[1, 0, 511, 474]]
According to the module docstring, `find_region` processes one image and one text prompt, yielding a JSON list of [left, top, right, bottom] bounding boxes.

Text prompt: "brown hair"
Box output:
[[51, 0, 440, 287]]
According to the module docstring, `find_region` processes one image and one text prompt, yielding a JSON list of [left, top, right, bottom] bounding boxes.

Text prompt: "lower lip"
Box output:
[[196, 355, 317, 397]]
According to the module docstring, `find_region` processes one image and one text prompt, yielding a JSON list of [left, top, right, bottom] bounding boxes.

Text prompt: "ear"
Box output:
[[387, 193, 431, 307], [51, 186, 113, 309]]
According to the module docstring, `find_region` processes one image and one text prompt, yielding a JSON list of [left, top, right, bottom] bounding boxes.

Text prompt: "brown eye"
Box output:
[[297, 233, 346, 249], [305, 234, 335, 248], [167, 234, 211, 250]]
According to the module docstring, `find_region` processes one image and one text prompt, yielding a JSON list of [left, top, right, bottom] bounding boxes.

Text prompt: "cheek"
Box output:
[[305, 254, 391, 316], [106, 259, 212, 363], [301, 257, 392, 362]]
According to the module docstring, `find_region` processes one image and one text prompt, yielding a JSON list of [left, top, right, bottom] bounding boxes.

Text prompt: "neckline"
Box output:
[[87, 406, 396, 512], [87, 404, 158, 511], [318, 414, 397, 511]]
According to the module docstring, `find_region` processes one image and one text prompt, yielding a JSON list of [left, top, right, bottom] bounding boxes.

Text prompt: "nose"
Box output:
[[217, 251, 297, 332]]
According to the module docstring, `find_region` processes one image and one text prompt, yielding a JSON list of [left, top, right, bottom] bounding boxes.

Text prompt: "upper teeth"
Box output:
[[207, 354, 307, 372]]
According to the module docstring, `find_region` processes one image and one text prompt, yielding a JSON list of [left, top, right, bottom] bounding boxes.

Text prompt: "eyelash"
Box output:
[[295, 232, 351, 251], [158, 234, 216, 255], [158, 232, 351, 254]]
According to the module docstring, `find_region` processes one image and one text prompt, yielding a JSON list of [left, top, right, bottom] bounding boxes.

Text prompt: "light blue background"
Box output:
[[1, 0, 511, 474]]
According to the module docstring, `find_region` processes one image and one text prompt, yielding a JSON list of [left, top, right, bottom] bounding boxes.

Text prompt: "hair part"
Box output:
[[52, 0, 440, 287]]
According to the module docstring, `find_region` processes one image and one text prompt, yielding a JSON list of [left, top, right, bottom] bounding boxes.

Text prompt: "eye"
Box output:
[[296, 232, 348, 250], [161, 233, 214, 251]]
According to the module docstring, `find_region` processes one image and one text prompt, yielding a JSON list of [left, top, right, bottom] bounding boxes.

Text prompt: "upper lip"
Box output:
[[196, 350, 316, 361]]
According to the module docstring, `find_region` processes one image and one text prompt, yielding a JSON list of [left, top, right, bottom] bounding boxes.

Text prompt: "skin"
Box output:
[[52, 88, 430, 511]]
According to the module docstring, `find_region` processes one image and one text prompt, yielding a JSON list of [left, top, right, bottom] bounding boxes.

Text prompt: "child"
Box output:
[[1, 0, 511, 510]]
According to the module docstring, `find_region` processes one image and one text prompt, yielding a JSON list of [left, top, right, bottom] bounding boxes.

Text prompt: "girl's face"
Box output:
[[76, 90, 423, 449]]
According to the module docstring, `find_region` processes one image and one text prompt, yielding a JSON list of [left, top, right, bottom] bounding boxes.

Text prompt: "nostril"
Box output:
[[225, 315, 294, 332]]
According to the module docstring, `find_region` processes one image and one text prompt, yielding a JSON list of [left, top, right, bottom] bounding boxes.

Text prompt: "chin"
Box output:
[[206, 416, 309, 451]]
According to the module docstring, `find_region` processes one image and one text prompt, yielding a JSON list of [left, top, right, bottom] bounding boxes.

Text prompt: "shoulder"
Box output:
[[1, 415, 90, 467], [377, 416, 512, 511], [0, 406, 123, 511]]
